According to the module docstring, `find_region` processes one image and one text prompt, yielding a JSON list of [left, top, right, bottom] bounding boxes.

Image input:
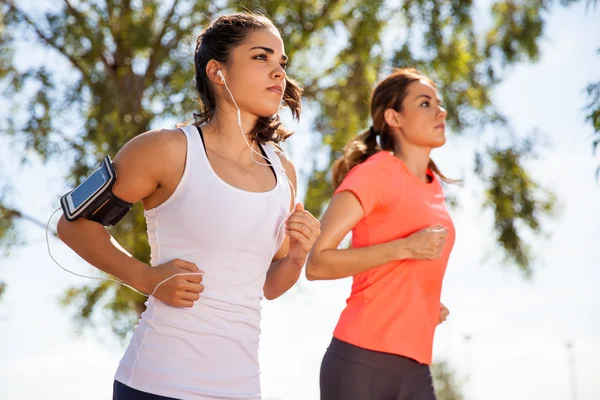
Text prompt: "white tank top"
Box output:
[[115, 125, 291, 399]]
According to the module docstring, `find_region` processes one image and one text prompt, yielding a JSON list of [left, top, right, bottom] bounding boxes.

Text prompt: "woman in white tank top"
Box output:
[[57, 13, 320, 400]]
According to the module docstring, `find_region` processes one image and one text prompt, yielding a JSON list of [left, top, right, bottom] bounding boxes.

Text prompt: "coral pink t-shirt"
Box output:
[[333, 151, 455, 365]]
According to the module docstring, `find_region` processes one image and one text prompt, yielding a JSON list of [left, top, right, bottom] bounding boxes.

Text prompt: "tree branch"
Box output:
[[315, 0, 340, 29], [63, 0, 113, 76], [0, 206, 57, 235], [7, 2, 92, 86], [294, 0, 343, 48], [52, 129, 88, 155], [144, 0, 182, 84]]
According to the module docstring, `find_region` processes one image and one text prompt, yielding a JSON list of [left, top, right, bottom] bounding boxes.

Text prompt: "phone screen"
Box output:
[[71, 168, 108, 209]]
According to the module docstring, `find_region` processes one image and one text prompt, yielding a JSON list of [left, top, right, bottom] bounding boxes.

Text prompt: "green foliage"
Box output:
[[1, 0, 595, 333], [302, 0, 561, 279], [475, 135, 557, 277], [0, 281, 6, 301], [585, 70, 600, 179], [432, 361, 464, 400]]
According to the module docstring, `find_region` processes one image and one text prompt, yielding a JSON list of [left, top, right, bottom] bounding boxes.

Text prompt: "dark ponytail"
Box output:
[[332, 127, 380, 189], [192, 12, 302, 144], [332, 68, 457, 189]]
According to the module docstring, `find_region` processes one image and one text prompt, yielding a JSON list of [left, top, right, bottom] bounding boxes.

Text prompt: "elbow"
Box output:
[[263, 291, 279, 301], [56, 214, 70, 243], [305, 265, 318, 281], [56, 214, 82, 248], [305, 273, 318, 282], [305, 254, 325, 281], [263, 286, 282, 301]]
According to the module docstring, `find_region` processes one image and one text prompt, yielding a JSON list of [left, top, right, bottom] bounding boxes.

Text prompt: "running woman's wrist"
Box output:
[[283, 253, 307, 268], [123, 260, 153, 294], [390, 238, 414, 261]]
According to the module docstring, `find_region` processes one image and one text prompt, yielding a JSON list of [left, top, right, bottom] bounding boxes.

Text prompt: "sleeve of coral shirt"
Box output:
[[334, 156, 385, 218]]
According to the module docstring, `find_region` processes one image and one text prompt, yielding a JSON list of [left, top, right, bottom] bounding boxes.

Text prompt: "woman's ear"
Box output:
[[383, 108, 402, 129], [206, 60, 225, 85]]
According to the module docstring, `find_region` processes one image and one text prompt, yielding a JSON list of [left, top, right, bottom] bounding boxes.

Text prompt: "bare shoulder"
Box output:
[[123, 127, 185, 154], [112, 128, 187, 204], [117, 128, 186, 169]]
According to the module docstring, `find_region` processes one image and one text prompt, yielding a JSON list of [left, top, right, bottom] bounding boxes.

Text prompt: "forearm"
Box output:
[[263, 255, 304, 300], [306, 238, 412, 280], [57, 215, 151, 292]]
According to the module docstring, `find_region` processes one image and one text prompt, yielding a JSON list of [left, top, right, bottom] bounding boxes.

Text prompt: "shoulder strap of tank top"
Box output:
[[193, 125, 208, 156], [262, 144, 290, 186], [258, 143, 276, 178], [177, 124, 203, 162], [264, 144, 294, 206], [193, 125, 276, 178], [262, 143, 284, 170]]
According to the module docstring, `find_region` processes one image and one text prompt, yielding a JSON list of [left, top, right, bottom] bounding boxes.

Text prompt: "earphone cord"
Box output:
[[46, 208, 206, 297], [220, 71, 298, 259], [46, 71, 297, 297], [45, 207, 147, 296]]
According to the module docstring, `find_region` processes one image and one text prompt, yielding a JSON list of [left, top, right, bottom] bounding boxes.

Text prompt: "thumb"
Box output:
[[295, 203, 304, 212], [429, 224, 447, 233], [174, 259, 202, 273]]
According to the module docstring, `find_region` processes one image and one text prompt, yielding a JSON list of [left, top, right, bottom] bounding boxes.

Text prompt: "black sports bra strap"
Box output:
[[193, 125, 276, 178]]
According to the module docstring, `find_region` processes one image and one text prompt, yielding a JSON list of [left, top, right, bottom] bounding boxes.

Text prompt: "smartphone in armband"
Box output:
[[60, 156, 132, 226]]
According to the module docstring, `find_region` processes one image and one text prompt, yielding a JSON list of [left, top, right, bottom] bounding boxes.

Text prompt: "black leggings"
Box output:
[[320, 338, 436, 400], [113, 381, 179, 400]]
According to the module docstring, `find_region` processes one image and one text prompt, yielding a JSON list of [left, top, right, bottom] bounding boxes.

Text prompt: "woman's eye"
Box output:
[[254, 53, 268, 61], [420, 101, 430, 107], [280, 63, 288, 70]]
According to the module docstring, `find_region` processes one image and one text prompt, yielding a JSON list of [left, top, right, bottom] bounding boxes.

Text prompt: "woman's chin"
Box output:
[[255, 107, 280, 119], [429, 134, 447, 148], [433, 137, 446, 148]]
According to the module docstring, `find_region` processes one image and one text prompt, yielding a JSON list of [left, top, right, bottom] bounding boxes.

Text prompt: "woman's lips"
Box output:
[[267, 85, 283, 95]]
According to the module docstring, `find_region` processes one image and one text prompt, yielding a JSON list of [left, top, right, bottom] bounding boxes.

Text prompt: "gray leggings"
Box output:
[[320, 338, 437, 400]]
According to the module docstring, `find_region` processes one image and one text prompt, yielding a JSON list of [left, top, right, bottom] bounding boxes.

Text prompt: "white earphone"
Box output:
[[47, 67, 297, 297], [213, 67, 298, 270]]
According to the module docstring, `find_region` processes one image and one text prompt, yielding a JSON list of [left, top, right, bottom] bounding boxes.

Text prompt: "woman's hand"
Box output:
[[285, 203, 321, 267], [438, 302, 450, 325], [402, 224, 448, 260], [145, 259, 205, 308]]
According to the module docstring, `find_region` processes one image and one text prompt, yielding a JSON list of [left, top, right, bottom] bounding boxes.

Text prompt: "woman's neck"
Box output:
[[393, 142, 432, 182], [202, 107, 260, 160]]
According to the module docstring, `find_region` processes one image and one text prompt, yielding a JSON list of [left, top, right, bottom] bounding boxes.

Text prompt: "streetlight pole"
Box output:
[[566, 341, 577, 400], [463, 333, 472, 400]]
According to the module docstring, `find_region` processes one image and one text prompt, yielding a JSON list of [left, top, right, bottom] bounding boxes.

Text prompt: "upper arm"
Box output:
[[275, 149, 297, 209], [111, 129, 184, 205], [271, 149, 297, 261], [310, 191, 364, 254], [310, 160, 386, 256]]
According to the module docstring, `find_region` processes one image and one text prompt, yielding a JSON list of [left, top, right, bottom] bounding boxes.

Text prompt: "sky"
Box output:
[[1, 2, 599, 400]]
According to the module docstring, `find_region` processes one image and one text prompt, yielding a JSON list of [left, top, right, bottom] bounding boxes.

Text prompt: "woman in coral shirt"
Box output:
[[307, 68, 456, 400]]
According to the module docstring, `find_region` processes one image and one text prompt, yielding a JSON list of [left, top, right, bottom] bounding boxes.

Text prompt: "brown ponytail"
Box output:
[[192, 13, 302, 145], [428, 159, 459, 185], [332, 68, 457, 189], [331, 127, 380, 189]]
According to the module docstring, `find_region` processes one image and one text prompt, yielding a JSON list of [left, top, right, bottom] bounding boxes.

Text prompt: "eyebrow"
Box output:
[[416, 94, 441, 102], [250, 46, 288, 61]]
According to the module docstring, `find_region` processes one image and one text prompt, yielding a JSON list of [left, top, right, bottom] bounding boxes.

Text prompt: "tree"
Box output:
[[0, 281, 6, 301], [432, 361, 464, 400], [0, 0, 595, 336], [586, 69, 600, 179], [566, 1, 600, 177]]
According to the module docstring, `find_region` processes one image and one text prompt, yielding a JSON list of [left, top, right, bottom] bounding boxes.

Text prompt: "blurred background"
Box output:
[[1, 0, 599, 399]]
